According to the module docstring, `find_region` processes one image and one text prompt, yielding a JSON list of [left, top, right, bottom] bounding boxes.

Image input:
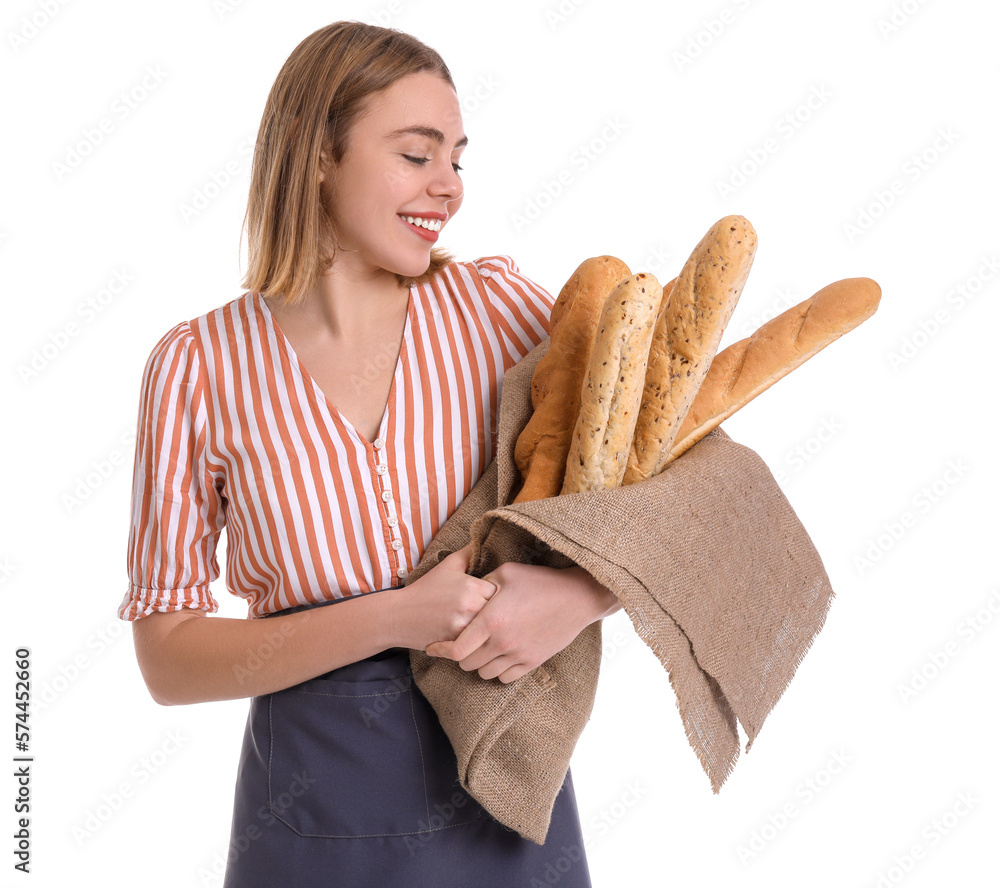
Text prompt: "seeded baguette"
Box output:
[[512, 256, 632, 503], [665, 277, 882, 465], [561, 272, 663, 494], [622, 215, 757, 485]]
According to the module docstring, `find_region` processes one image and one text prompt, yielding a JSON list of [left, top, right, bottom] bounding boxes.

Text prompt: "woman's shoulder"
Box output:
[[461, 255, 535, 287], [466, 254, 521, 277], [428, 256, 554, 350], [419, 254, 523, 283], [141, 292, 253, 371], [424, 255, 544, 296], [142, 318, 196, 368], [186, 291, 255, 333], [450, 255, 553, 304], [151, 292, 253, 344]]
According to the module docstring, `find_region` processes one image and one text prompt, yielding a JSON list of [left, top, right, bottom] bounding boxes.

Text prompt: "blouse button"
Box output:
[[387, 516, 398, 527], [374, 437, 385, 450], [381, 491, 391, 503], [376, 464, 387, 475], [397, 566, 408, 579], [391, 539, 402, 551]]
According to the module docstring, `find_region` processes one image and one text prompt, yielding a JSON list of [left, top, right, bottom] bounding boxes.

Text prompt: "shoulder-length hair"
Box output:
[[240, 21, 457, 306]]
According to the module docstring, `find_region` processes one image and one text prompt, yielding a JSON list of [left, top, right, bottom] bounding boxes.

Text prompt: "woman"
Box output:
[[119, 20, 619, 887]]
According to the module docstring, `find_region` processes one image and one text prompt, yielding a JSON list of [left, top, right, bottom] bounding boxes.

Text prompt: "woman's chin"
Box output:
[[387, 253, 432, 279]]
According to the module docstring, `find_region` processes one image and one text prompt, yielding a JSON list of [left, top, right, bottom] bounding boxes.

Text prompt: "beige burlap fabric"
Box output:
[[404, 337, 834, 845]]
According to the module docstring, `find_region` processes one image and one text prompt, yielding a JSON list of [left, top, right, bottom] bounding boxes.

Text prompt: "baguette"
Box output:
[[622, 215, 757, 485], [665, 277, 882, 465], [512, 256, 632, 503], [561, 272, 663, 494]]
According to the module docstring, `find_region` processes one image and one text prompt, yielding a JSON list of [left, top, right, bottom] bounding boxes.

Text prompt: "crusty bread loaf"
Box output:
[[665, 277, 882, 465], [561, 272, 663, 494], [622, 215, 757, 485], [545, 257, 613, 342], [512, 256, 631, 503]]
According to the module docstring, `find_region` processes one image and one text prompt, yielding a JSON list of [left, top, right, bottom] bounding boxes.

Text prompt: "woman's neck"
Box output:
[[266, 264, 410, 343]]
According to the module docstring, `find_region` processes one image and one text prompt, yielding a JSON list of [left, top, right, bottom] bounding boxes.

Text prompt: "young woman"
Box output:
[[119, 20, 620, 887]]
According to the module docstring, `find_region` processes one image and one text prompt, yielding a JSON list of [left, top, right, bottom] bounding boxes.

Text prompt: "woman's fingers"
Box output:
[[425, 594, 497, 664], [481, 575, 500, 601], [497, 662, 531, 684], [446, 541, 474, 572]]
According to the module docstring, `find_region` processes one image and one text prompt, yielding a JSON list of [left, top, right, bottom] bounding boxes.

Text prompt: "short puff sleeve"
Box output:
[[474, 255, 555, 371], [118, 321, 225, 621]]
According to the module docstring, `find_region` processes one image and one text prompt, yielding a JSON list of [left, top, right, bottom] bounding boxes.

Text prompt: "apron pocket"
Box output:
[[265, 670, 485, 839]]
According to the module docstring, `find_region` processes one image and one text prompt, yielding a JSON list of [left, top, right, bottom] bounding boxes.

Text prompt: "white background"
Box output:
[[2, 0, 998, 885]]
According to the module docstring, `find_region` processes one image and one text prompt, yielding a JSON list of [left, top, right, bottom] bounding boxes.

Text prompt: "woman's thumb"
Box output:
[[449, 541, 474, 571]]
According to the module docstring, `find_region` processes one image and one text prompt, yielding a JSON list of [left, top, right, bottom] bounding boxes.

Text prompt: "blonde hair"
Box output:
[[240, 21, 457, 306]]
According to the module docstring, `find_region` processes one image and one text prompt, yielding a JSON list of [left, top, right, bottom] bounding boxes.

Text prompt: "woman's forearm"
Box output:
[[132, 591, 398, 706], [562, 565, 622, 623], [600, 593, 624, 619]]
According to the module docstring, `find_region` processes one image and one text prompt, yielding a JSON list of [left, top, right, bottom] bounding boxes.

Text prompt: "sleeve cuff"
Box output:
[[117, 583, 220, 621]]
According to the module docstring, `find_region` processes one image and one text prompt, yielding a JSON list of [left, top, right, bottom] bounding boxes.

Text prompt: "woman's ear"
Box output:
[[318, 149, 329, 185]]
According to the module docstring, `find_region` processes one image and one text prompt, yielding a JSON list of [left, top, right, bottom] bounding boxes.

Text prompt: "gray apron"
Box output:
[[222, 591, 593, 887]]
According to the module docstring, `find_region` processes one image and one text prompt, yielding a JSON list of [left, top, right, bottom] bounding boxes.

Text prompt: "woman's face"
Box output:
[[324, 70, 466, 282]]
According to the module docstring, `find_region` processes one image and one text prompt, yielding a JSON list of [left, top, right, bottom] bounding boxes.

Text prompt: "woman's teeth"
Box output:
[[400, 215, 442, 231]]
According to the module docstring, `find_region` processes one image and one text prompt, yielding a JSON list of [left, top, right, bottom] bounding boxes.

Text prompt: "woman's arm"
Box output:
[[133, 544, 496, 705], [132, 593, 394, 705], [425, 562, 621, 684]]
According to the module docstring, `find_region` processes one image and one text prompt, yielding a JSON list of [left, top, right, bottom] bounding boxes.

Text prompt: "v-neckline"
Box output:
[[255, 286, 415, 448]]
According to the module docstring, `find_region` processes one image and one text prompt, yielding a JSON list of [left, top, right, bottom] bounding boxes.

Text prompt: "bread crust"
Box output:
[[512, 256, 631, 503], [623, 215, 757, 485], [561, 272, 663, 494], [666, 276, 882, 464]]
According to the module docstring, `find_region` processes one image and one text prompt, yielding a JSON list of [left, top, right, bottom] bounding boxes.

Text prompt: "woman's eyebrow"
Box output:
[[385, 125, 468, 148]]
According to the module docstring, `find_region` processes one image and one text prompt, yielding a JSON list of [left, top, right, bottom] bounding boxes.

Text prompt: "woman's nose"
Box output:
[[430, 158, 463, 200]]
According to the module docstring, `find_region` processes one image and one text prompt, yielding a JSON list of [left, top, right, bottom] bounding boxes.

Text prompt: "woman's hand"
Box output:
[[387, 543, 499, 652], [424, 562, 620, 683]]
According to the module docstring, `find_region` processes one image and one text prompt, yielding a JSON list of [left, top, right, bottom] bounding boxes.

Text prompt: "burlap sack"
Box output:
[[405, 337, 834, 845]]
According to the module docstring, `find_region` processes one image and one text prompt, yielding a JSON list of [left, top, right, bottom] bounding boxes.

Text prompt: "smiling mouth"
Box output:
[[397, 214, 443, 231], [397, 215, 442, 243]]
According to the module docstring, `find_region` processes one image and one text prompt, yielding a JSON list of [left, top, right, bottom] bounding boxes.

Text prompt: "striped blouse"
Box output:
[[118, 256, 554, 621]]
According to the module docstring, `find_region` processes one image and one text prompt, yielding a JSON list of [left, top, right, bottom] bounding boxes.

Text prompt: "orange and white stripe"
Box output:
[[119, 256, 554, 620]]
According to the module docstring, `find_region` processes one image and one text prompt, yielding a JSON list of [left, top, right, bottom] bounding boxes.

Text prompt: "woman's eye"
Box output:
[[402, 154, 463, 173]]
